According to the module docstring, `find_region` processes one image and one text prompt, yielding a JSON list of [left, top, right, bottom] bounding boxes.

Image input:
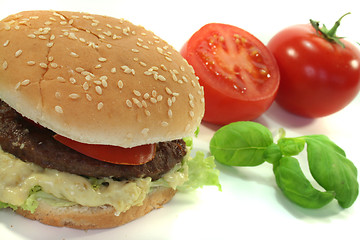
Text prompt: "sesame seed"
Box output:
[[189, 100, 195, 108], [50, 34, 56, 40], [145, 109, 151, 116], [69, 77, 76, 84], [161, 121, 169, 127], [55, 106, 63, 114], [95, 86, 102, 95], [69, 93, 80, 99], [95, 64, 102, 69], [152, 90, 157, 97], [150, 98, 157, 104], [27, 34, 36, 39], [132, 49, 139, 53], [2, 61, 8, 70], [132, 98, 142, 108], [21, 79, 30, 86], [85, 75, 92, 81], [141, 128, 149, 136], [39, 63, 48, 69], [99, 76, 108, 81], [189, 111, 195, 118], [157, 95, 163, 101], [98, 57, 107, 62], [111, 67, 116, 73], [79, 37, 86, 43], [143, 93, 150, 99], [27, 61, 36, 66], [38, 35, 47, 40], [101, 79, 108, 88], [48, 56, 54, 62], [70, 52, 79, 57], [97, 102, 104, 110], [165, 87, 172, 95], [3, 40, 9, 47], [15, 49, 23, 57], [106, 44, 112, 48], [158, 75, 166, 82], [75, 67, 84, 73], [50, 62, 58, 68], [165, 56, 173, 62], [68, 32, 77, 40], [168, 109, 173, 118], [15, 82, 21, 90], [86, 94, 92, 101], [133, 90, 141, 96], [60, 21, 67, 25], [57, 76, 65, 82], [167, 98, 172, 107], [126, 99, 133, 108], [139, 61, 147, 67], [160, 64, 167, 71], [117, 80, 124, 89]]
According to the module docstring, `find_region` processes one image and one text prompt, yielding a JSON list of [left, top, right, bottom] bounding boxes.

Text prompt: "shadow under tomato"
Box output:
[[260, 102, 315, 128]]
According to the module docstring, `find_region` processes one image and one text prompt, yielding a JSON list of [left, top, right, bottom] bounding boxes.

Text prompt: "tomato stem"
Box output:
[[310, 12, 351, 48]]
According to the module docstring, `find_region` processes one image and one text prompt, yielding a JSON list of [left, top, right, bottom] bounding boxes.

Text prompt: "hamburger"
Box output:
[[0, 10, 219, 229]]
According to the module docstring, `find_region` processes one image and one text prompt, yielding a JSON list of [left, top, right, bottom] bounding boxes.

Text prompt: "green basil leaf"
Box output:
[[263, 143, 282, 164], [304, 135, 359, 208], [278, 137, 305, 156], [274, 156, 335, 208], [210, 121, 273, 166]]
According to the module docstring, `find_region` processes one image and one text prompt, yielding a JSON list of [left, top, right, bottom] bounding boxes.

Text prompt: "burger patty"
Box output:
[[0, 100, 187, 181]]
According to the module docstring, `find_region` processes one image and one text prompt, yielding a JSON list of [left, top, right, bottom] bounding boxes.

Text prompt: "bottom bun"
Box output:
[[16, 187, 176, 229]]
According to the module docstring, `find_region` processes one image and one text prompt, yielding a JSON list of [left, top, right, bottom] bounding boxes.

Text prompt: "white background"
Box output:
[[0, 0, 360, 239]]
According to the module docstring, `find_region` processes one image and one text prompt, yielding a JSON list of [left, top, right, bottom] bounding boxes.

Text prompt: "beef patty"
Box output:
[[0, 100, 187, 180]]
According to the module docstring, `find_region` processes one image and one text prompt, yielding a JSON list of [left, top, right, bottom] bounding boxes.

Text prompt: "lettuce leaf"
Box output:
[[177, 151, 221, 192]]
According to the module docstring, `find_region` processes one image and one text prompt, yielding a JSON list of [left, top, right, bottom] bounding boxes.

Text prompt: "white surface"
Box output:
[[1, 0, 360, 239]]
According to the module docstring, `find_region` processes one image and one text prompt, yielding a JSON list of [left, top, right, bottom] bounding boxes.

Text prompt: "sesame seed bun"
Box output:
[[16, 187, 176, 229], [0, 10, 204, 147]]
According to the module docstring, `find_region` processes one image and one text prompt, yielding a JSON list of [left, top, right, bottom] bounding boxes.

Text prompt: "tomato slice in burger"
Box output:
[[54, 134, 156, 165], [181, 23, 279, 125]]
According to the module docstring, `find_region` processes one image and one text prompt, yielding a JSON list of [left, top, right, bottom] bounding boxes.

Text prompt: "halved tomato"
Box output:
[[54, 134, 156, 165], [181, 23, 280, 125]]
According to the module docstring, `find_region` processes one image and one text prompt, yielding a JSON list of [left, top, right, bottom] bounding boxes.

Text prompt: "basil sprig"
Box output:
[[210, 121, 358, 209]]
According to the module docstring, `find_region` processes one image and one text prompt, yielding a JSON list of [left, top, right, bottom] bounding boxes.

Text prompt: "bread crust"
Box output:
[[0, 10, 204, 148], [15, 187, 176, 229]]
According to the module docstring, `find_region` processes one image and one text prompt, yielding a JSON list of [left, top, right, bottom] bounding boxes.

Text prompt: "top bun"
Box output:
[[0, 10, 204, 147]]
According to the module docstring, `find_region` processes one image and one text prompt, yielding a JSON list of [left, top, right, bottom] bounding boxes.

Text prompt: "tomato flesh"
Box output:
[[54, 134, 156, 165], [267, 24, 360, 117], [181, 23, 279, 125]]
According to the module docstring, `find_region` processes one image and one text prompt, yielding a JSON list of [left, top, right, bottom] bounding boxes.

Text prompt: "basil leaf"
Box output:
[[277, 137, 305, 156], [274, 156, 335, 208], [210, 121, 273, 166], [304, 135, 359, 208], [263, 143, 282, 164]]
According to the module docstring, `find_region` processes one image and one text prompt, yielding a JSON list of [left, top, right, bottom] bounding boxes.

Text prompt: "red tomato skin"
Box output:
[[268, 24, 360, 118], [181, 23, 279, 125], [53, 134, 156, 165]]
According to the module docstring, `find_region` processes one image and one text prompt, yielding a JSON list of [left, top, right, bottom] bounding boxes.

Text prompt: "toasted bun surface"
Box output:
[[0, 10, 204, 147], [15, 187, 176, 229]]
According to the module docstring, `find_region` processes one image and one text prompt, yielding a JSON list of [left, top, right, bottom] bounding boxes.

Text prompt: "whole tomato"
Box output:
[[267, 13, 360, 118]]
